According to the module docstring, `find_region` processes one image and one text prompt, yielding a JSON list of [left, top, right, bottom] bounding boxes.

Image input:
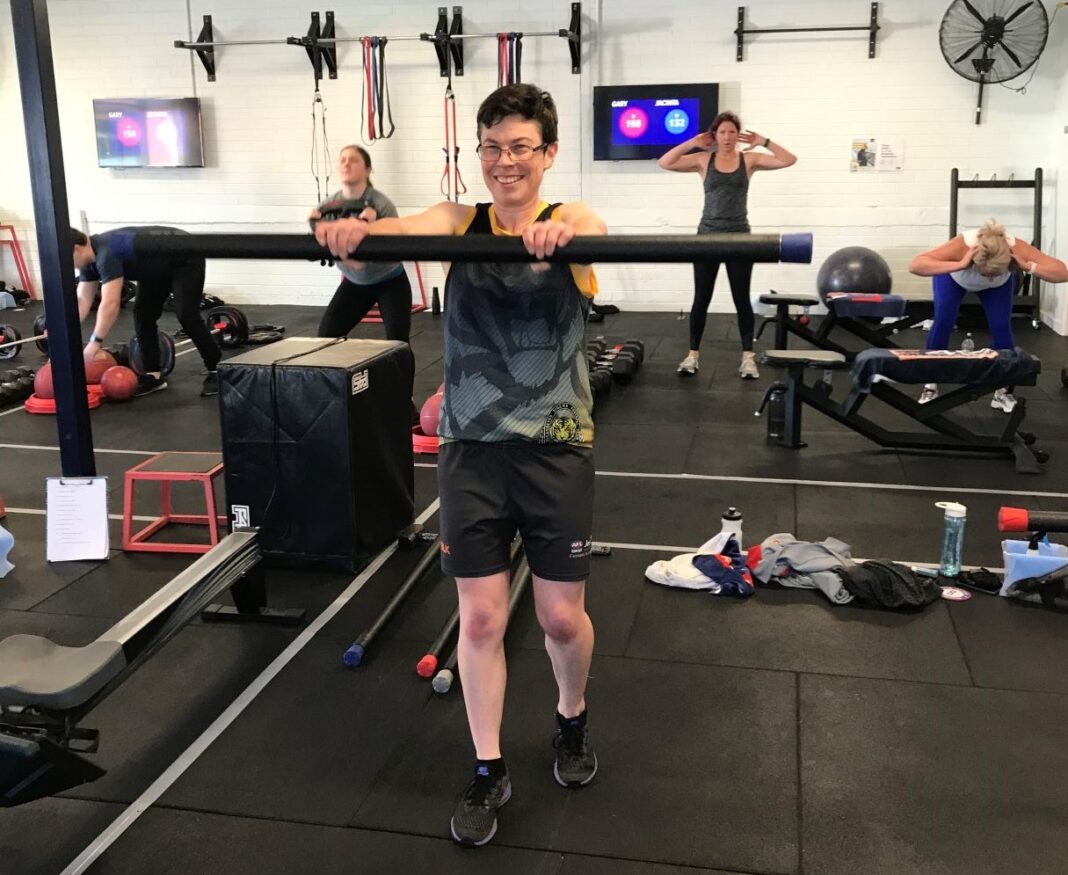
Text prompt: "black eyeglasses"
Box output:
[[475, 143, 550, 163]]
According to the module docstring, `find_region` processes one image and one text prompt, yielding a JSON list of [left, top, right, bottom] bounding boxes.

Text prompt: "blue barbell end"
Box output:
[[342, 643, 365, 668], [780, 233, 814, 264]]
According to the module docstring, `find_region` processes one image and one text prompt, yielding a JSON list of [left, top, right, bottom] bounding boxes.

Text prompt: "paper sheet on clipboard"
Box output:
[[46, 477, 109, 562]]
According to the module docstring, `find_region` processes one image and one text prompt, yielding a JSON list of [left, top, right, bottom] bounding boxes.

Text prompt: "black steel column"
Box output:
[[11, 0, 95, 476]]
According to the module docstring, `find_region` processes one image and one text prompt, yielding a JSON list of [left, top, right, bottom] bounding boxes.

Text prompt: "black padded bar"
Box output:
[[135, 232, 813, 264]]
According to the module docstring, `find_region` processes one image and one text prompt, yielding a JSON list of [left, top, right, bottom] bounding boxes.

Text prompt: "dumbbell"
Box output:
[[590, 366, 613, 396], [594, 351, 639, 385], [587, 337, 608, 358], [0, 373, 34, 407]]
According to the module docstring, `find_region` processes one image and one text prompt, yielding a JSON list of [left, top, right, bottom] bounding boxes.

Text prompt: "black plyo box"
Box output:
[[219, 338, 414, 572]]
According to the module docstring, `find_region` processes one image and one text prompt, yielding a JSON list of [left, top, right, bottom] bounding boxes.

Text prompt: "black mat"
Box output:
[[800, 673, 1068, 875]]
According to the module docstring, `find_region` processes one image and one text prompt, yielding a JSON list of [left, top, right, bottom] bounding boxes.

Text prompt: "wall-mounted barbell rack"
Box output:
[[174, 4, 581, 83], [735, 3, 880, 62]]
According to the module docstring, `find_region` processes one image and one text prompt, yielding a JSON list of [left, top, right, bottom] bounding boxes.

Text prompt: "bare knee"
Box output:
[[538, 605, 584, 643], [461, 606, 508, 647]]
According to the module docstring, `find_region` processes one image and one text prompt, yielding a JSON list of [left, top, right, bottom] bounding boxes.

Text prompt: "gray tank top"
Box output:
[[698, 154, 750, 233]]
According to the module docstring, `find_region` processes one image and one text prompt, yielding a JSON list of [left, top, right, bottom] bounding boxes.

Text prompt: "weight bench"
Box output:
[[0, 529, 305, 807], [756, 290, 914, 359], [758, 347, 1046, 474]]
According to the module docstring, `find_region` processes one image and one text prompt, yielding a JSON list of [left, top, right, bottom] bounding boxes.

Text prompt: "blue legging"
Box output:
[[926, 273, 1015, 350]]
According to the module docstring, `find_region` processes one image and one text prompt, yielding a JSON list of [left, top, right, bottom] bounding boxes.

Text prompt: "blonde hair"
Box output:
[[973, 220, 1013, 278]]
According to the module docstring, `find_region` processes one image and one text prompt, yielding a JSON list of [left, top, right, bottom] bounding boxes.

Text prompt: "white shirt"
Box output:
[[950, 228, 1016, 292]]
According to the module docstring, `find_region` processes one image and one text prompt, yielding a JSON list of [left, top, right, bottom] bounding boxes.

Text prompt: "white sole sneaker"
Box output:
[[677, 356, 699, 376], [991, 391, 1017, 413], [739, 357, 760, 380]]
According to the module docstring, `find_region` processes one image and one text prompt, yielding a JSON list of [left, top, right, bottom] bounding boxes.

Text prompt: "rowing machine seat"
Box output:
[[0, 636, 124, 711]]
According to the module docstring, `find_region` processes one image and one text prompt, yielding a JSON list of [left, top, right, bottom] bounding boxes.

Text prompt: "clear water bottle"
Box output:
[[720, 507, 743, 549], [936, 501, 967, 577], [961, 333, 975, 352]]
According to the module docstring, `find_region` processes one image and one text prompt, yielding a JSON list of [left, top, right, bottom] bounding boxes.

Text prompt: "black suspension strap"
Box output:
[[374, 37, 395, 139], [310, 88, 331, 201]]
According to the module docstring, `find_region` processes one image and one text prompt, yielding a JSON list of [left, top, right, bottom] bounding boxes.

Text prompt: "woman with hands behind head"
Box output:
[[658, 111, 796, 380]]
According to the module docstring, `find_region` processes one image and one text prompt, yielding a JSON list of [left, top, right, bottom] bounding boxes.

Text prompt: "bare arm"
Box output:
[[83, 278, 123, 355], [657, 133, 713, 173], [1012, 240, 1068, 284], [314, 201, 473, 261], [909, 237, 974, 276], [740, 131, 797, 171], [76, 281, 100, 322], [555, 202, 608, 236]]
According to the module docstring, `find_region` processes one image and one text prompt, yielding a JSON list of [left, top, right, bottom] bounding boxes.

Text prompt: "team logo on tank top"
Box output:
[[543, 403, 581, 444]]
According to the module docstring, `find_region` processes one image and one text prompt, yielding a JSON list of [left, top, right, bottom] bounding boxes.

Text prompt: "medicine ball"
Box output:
[[816, 246, 893, 302]]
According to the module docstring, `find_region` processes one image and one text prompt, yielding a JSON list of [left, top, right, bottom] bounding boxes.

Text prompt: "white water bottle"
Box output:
[[720, 507, 743, 549], [961, 333, 975, 352]]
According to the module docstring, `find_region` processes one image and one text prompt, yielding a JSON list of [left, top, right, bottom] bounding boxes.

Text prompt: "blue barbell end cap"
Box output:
[[780, 233, 813, 264], [342, 643, 365, 668]]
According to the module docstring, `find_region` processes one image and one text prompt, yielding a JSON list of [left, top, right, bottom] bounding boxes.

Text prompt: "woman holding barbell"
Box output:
[[908, 220, 1068, 411], [310, 145, 417, 418]]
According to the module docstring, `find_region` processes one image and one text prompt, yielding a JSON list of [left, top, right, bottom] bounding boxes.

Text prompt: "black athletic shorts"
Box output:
[[437, 440, 595, 582]]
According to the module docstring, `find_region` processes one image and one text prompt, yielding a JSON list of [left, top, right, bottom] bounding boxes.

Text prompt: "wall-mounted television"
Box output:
[[593, 83, 719, 161], [93, 98, 205, 168]]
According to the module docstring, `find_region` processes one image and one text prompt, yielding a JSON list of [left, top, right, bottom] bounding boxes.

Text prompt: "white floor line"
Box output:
[[4, 506, 156, 522], [593, 469, 1068, 500], [60, 498, 441, 875], [5, 448, 1065, 501], [419, 462, 1068, 501], [0, 406, 23, 419], [0, 442, 157, 456]]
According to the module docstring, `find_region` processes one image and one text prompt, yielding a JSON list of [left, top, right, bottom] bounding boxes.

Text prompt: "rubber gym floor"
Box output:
[[1, 300, 1067, 875]]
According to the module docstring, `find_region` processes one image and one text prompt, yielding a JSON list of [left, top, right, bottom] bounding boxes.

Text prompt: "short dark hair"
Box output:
[[709, 111, 741, 135], [339, 144, 372, 171], [476, 84, 558, 145], [70, 227, 88, 247]]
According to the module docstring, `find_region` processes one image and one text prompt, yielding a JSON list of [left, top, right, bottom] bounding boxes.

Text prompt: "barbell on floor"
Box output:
[[132, 231, 814, 264]]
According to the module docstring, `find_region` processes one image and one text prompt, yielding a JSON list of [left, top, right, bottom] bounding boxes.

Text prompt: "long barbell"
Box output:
[[134, 232, 813, 264]]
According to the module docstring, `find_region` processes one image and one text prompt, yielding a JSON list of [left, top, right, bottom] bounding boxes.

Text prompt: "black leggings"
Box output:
[[690, 260, 755, 351], [318, 270, 415, 394], [134, 257, 221, 373]]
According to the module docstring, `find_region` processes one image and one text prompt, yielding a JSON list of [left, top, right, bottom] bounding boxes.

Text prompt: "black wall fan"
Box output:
[[939, 0, 1049, 124]]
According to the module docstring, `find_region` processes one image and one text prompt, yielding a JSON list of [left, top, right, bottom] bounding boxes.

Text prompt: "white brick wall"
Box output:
[[1, 0, 1067, 331]]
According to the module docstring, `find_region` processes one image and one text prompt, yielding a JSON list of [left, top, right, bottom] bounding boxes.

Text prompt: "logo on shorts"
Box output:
[[352, 370, 369, 395], [543, 403, 580, 444], [231, 505, 250, 528], [570, 538, 592, 559]]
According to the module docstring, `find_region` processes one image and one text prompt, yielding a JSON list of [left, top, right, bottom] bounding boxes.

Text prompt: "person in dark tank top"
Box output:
[[658, 111, 796, 381], [315, 83, 605, 850]]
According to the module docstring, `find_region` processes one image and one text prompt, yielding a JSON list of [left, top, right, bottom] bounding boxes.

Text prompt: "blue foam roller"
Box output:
[[780, 232, 814, 264]]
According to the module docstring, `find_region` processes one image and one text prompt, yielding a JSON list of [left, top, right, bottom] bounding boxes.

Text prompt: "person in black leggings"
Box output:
[[658, 111, 796, 380], [72, 226, 221, 396], [311, 145, 416, 412]]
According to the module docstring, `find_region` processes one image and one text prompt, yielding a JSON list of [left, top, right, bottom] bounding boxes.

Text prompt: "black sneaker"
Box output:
[[449, 766, 512, 847], [553, 712, 598, 788], [201, 370, 219, 397], [133, 374, 167, 397]]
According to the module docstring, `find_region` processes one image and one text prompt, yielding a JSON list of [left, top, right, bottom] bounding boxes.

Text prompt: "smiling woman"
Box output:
[[315, 81, 606, 849]]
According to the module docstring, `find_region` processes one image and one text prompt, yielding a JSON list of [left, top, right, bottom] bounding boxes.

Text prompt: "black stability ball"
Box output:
[[816, 246, 893, 302]]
